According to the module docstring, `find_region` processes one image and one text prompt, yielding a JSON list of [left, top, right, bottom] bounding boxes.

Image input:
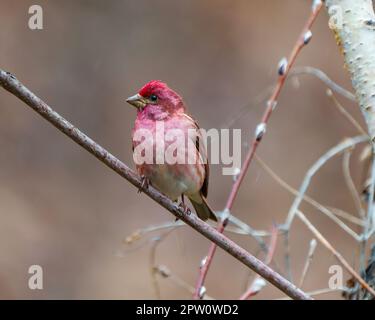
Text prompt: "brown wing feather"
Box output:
[[201, 149, 209, 197], [181, 113, 209, 197]]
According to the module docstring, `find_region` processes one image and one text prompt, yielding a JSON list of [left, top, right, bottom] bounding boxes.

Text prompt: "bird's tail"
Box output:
[[189, 194, 217, 222]]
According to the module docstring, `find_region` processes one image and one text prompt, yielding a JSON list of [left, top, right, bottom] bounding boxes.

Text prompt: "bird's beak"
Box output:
[[126, 93, 147, 109]]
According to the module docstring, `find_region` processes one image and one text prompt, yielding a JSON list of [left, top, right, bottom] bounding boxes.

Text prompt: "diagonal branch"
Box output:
[[0, 69, 311, 300]]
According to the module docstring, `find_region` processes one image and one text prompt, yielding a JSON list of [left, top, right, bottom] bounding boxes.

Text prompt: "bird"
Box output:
[[126, 80, 217, 221]]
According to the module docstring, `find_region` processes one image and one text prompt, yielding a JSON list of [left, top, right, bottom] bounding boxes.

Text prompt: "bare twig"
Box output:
[[291, 66, 356, 102], [153, 265, 215, 300], [226, 215, 275, 265], [239, 226, 278, 300], [125, 221, 185, 245], [283, 231, 293, 282], [326, 207, 365, 227], [193, 1, 324, 298], [149, 229, 176, 299], [0, 70, 311, 300], [296, 210, 375, 297], [193, 221, 227, 300], [342, 149, 366, 218], [299, 239, 318, 288], [326, 90, 367, 136], [227, 215, 270, 238], [125, 219, 270, 245]]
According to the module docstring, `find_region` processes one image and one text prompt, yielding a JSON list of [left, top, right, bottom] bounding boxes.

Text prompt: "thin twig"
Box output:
[[326, 207, 365, 227], [193, 1, 324, 298], [290, 66, 356, 102], [153, 265, 215, 300], [193, 222, 227, 300], [327, 89, 367, 135], [299, 239, 318, 288], [125, 219, 270, 245], [296, 210, 375, 297], [284, 230, 294, 282], [239, 226, 278, 300], [149, 229, 176, 299], [227, 214, 270, 249], [125, 220, 185, 244], [342, 149, 366, 218]]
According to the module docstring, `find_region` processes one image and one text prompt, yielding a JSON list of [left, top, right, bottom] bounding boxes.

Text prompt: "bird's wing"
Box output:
[[181, 113, 209, 198]]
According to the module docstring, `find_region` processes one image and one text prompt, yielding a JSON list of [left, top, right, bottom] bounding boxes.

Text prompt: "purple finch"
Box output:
[[126, 80, 217, 221]]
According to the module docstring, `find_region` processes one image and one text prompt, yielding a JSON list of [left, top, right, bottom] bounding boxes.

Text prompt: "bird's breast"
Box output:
[[132, 116, 205, 200]]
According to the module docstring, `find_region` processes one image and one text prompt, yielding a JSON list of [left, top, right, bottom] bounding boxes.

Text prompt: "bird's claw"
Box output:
[[178, 201, 191, 215], [175, 199, 191, 222], [138, 175, 150, 194]]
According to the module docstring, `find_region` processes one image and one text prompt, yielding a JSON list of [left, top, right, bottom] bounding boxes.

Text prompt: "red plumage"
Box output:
[[127, 81, 217, 221], [138, 80, 168, 97]]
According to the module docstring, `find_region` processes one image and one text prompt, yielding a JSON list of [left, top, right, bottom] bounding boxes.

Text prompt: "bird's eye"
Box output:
[[150, 94, 158, 102]]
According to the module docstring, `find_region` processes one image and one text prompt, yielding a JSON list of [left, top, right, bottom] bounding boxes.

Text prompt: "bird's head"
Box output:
[[126, 80, 185, 118]]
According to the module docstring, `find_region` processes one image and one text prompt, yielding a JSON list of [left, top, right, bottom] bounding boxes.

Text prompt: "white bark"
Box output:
[[325, 0, 375, 140]]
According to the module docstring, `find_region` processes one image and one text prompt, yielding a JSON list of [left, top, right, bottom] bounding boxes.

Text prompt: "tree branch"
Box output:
[[0, 69, 311, 300]]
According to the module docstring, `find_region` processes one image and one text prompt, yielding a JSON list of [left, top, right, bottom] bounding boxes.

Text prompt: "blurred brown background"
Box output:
[[0, 0, 369, 299]]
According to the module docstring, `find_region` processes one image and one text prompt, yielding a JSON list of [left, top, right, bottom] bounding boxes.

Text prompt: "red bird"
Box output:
[[126, 80, 217, 221]]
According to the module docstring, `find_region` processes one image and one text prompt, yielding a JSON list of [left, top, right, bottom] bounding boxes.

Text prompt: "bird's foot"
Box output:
[[178, 201, 191, 216], [138, 175, 150, 194], [175, 201, 191, 222]]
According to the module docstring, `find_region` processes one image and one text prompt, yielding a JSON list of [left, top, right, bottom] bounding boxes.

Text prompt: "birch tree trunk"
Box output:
[[325, 0, 375, 140]]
